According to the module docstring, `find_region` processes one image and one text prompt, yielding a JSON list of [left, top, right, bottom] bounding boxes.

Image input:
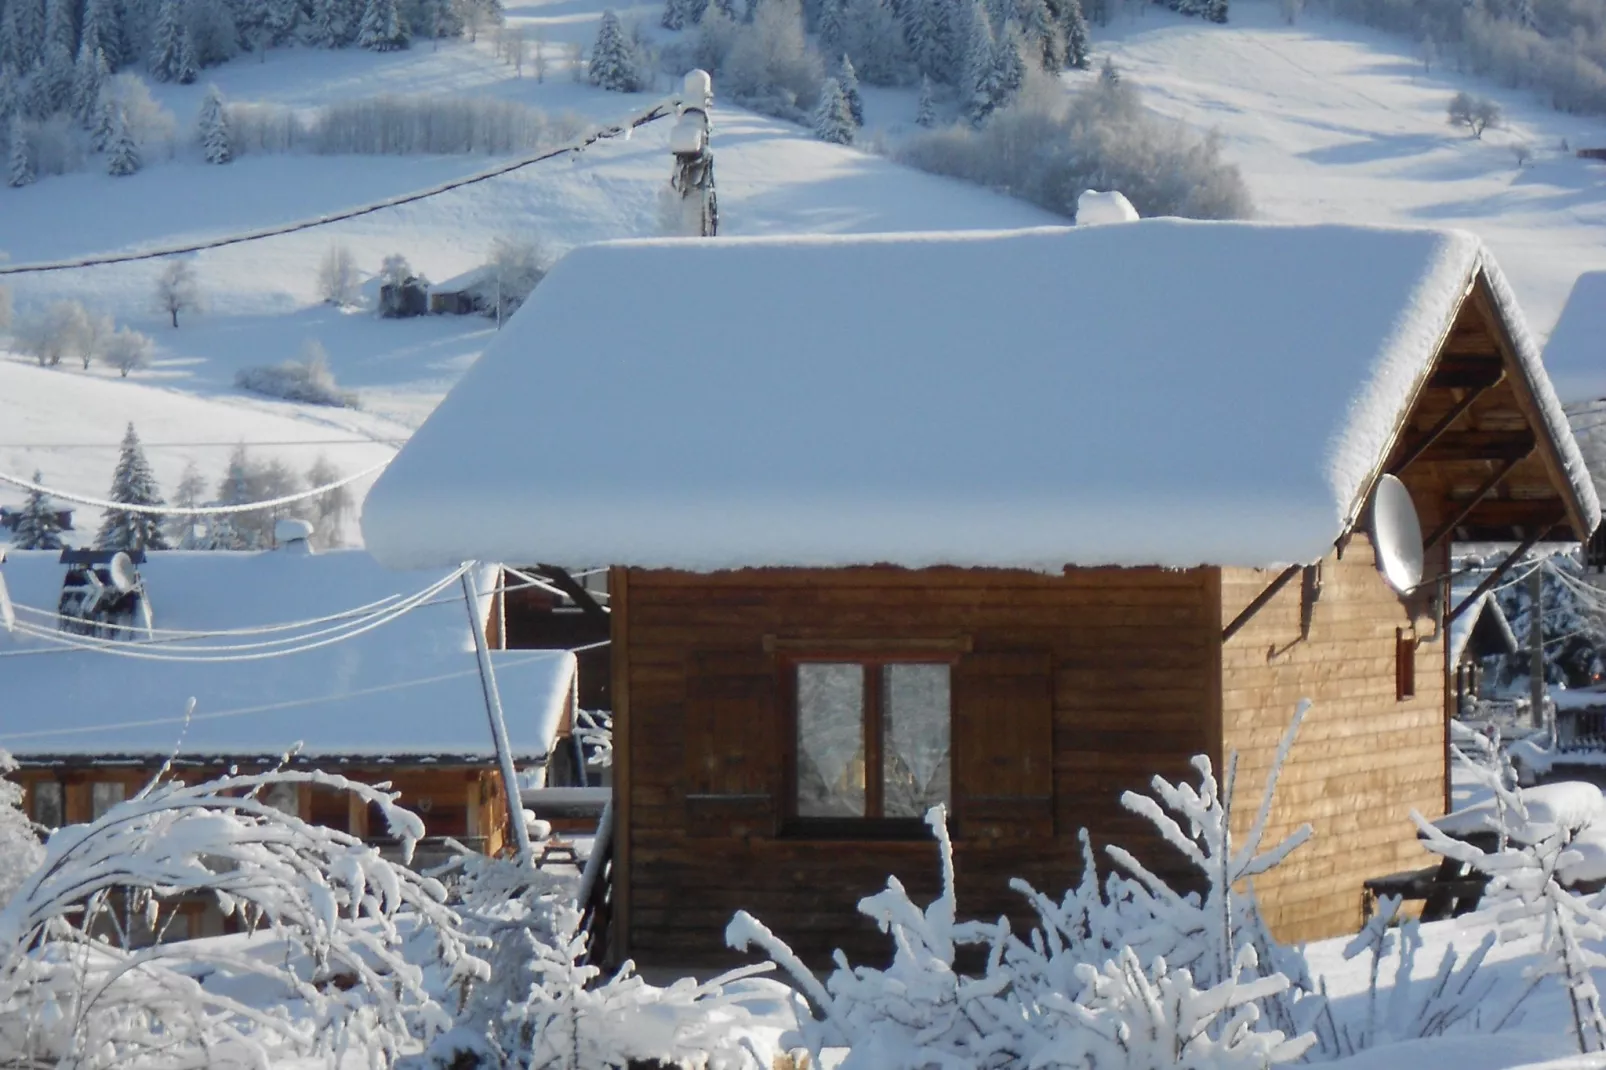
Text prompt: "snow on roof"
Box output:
[[362, 222, 1597, 572], [0, 550, 576, 762], [431, 265, 491, 294], [1448, 580, 1519, 666], [1543, 270, 1606, 405]]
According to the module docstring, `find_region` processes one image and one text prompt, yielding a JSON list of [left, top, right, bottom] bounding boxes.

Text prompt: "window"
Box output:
[[31, 781, 63, 829], [791, 660, 952, 826], [91, 781, 125, 820], [1396, 628, 1416, 701]]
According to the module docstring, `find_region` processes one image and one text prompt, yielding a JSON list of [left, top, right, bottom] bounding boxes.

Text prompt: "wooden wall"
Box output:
[[1219, 533, 1448, 943], [612, 566, 1221, 969]]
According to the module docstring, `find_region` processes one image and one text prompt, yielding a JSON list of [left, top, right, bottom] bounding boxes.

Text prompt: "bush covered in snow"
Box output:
[[222, 95, 586, 157], [897, 68, 1253, 220], [0, 751, 44, 910], [235, 340, 360, 408], [0, 761, 486, 1069]]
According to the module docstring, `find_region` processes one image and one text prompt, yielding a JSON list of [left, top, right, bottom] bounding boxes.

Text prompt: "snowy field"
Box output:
[[5, 0, 1606, 525]]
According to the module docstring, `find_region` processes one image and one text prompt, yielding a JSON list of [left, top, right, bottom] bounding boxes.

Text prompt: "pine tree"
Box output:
[[836, 53, 863, 125], [44, 0, 76, 54], [991, 19, 1025, 107], [1203, 0, 1226, 22], [661, 0, 686, 31], [197, 83, 231, 162], [91, 92, 117, 150], [587, 10, 643, 92], [961, 0, 996, 124], [0, 3, 23, 72], [175, 26, 199, 82], [0, 71, 17, 124], [106, 105, 140, 174], [8, 0, 45, 72], [1019, 0, 1062, 69], [1061, 0, 1089, 67], [358, 0, 409, 49], [34, 42, 74, 115], [11, 474, 64, 550], [96, 423, 170, 552], [71, 42, 108, 126], [7, 116, 32, 187], [817, 0, 844, 55], [149, 0, 185, 80], [80, 0, 124, 67], [812, 76, 854, 143], [267, 0, 303, 42], [915, 73, 936, 125]]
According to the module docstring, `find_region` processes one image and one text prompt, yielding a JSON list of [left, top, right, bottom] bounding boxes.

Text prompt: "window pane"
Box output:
[[796, 663, 866, 818], [32, 782, 63, 829], [91, 781, 125, 820], [882, 664, 951, 818]]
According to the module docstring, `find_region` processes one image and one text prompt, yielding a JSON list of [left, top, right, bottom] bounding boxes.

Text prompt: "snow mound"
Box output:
[[1436, 780, 1606, 844], [1076, 190, 1139, 225], [363, 221, 1594, 572]]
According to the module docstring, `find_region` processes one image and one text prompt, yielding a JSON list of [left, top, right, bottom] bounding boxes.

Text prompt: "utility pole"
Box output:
[[462, 566, 532, 864], [669, 69, 717, 237], [1529, 565, 1546, 731]]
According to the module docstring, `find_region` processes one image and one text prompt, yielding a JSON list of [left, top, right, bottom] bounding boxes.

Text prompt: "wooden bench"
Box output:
[[1363, 856, 1488, 922]]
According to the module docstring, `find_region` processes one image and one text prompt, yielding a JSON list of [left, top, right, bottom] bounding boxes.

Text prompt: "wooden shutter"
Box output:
[[953, 648, 1055, 840], [683, 649, 780, 839]]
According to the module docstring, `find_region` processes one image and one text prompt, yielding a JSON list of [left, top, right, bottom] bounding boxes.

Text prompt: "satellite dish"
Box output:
[[1371, 474, 1425, 594], [109, 551, 138, 594]]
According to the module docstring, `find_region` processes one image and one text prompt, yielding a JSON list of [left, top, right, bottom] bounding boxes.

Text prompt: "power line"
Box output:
[[0, 99, 681, 277], [0, 439, 407, 450], [0, 459, 388, 516]]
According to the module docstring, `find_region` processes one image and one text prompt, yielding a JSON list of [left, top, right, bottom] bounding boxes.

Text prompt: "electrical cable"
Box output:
[[0, 460, 388, 516], [0, 99, 681, 277]]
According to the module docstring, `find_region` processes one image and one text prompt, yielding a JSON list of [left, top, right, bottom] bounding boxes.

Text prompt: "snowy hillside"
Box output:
[[5, 0, 1606, 532]]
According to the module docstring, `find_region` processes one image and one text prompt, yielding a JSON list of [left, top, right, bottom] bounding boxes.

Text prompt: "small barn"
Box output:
[[379, 275, 430, 318], [0, 547, 579, 920], [429, 267, 491, 316], [361, 223, 1599, 968]]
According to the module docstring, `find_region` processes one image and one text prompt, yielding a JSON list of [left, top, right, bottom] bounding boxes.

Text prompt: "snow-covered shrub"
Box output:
[[308, 95, 583, 155], [235, 340, 361, 408], [730, 707, 1319, 1069], [14, 299, 92, 368], [154, 259, 202, 327], [107, 73, 178, 159], [1448, 90, 1502, 137], [897, 68, 1253, 220], [224, 101, 308, 154], [0, 750, 44, 909], [483, 236, 547, 321], [0, 764, 487, 1069], [317, 244, 362, 306], [104, 324, 154, 377]]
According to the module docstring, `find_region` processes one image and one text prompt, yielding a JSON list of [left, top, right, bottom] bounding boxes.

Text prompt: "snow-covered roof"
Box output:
[[430, 265, 491, 294], [1448, 580, 1519, 665], [0, 550, 576, 762], [362, 222, 1597, 572], [1542, 270, 1606, 405]]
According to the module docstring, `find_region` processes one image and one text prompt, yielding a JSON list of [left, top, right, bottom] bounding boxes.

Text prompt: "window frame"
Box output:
[[781, 651, 959, 840]]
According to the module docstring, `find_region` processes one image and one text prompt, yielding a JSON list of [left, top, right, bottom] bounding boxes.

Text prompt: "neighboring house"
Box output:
[[428, 267, 492, 315], [1448, 579, 1520, 714], [1542, 270, 1606, 570], [361, 223, 1600, 968], [379, 275, 430, 318], [0, 502, 74, 535], [0, 547, 579, 937]]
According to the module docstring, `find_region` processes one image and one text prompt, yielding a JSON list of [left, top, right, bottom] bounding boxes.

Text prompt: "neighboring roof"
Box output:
[[1542, 270, 1606, 405], [362, 222, 1598, 572], [431, 266, 491, 294], [1448, 580, 1520, 665], [0, 550, 576, 762]]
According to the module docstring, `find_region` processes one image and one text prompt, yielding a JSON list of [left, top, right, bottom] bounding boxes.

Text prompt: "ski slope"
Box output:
[[4, 0, 1606, 534]]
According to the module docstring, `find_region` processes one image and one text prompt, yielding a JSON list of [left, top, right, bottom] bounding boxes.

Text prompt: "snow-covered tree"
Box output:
[[153, 259, 200, 325], [661, 0, 690, 31], [812, 76, 854, 142], [76, 305, 114, 369], [304, 454, 351, 547], [266, 0, 303, 42], [915, 72, 936, 124], [315, 243, 360, 306], [1448, 90, 1501, 138], [95, 422, 170, 552], [80, 0, 124, 68], [149, 0, 186, 80], [0, 71, 18, 125], [588, 9, 646, 91], [960, 0, 996, 123], [90, 93, 117, 150], [841, 0, 908, 84], [106, 104, 140, 173], [0, 750, 44, 910], [311, 0, 363, 45], [32, 42, 75, 115], [990, 19, 1026, 107], [818, 0, 845, 55], [197, 82, 231, 161], [104, 324, 154, 376], [10, 475, 65, 550], [485, 234, 545, 322], [836, 53, 863, 124], [71, 43, 109, 126], [1, 0, 44, 73], [16, 300, 91, 367], [358, 0, 410, 50], [1056, 0, 1089, 67], [6, 116, 32, 188], [44, 0, 76, 54], [175, 25, 199, 82]]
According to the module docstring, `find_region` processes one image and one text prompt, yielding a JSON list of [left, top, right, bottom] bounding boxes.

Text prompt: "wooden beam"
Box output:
[[1416, 430, 1535, 465], [1221, 564, 1302, 643], [1447, 520, 1557, 625], [1426, 361, 1504, 392], [608, 566, 632, 967], [536, 563, 609, 629], [1421, 447, 1536, 551], [1388, 383, 1500, 474]]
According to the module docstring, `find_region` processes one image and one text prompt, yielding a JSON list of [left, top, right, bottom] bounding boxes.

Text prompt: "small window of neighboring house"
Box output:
[[91, 781, 125, 820], [790, 660, 953, 826], [32, 781, 63, 829]]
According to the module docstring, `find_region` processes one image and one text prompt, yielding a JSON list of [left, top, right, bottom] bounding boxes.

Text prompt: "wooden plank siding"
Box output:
[[1219, 533, 1448, 943], [614, 566, 1221, 969]]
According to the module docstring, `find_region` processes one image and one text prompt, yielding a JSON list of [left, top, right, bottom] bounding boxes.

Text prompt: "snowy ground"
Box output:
[[4, 0, 1606, 527]]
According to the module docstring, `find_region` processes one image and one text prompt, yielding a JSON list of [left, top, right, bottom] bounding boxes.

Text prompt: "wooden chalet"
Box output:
[[0, 548, 579, 938], [362, 223, 1600, 967]]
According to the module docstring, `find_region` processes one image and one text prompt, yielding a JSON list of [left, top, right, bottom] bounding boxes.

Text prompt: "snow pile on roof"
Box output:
[[1542, 271, 1606, 405], [0, 550, 575, 761], [1076, 190, 1138, 225], [1436, 780, 1606, 843], [363, 222, 1594, 572]]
